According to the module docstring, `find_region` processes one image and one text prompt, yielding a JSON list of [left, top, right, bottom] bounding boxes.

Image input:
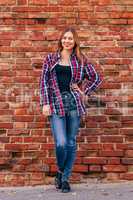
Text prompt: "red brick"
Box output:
[[0, 123, 13, 129], [126, 136, 133, 142], [5, 144, 40, 151], [120, 173, 133, 180], [43, 158, 55, 164], [24, 136, 47, 143], [125, 150, 133, 157], [86, 136, 98, 143], [13, 115, 34, 122], [103, 165, 127, 172], [17, 0, 27, 5], [29, 0, 48, 5], [86, 116, 107, 122], [120, 129, 133, 135], [126, 142, 133, 149], [14, 109, 28, 115], [101, 136, 123, 143], [109, 19, 127, 24], [14, 122, 27, 129], [79, 144, 102, 150], [58, 0, 79, 6], [11, 137, 23, 143], [0, 0, 15, 5], [0, 137, 9, 143], [99, 122, 121, 128], [77, 150, 88, 157], [107, 158, 120, 165], [98, 0, 112, 5], [103, 128, 119, 135], [50, 164, 57, 172], [0, 159, 10, 165], [7, 129, 30, 136], [104, 108, 122, 115], [122, 12, 133, 18], [99, 150, 124, 157], [89, 165, 101, 172], [128, 19, 133, 24], [102, 144, 114, 150], [27, 122, 48, 129], [73, 165, 88, 172], [41, 144, 54, 150], [116, 143, 127, 150], [83, 157, 107, 164]]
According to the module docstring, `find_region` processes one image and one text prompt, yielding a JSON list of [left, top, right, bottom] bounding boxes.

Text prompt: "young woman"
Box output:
[[40, 27, 102, 192]]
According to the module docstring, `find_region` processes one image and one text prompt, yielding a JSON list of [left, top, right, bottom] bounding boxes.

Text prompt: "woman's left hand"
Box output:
[[71, 83, 88, 104]]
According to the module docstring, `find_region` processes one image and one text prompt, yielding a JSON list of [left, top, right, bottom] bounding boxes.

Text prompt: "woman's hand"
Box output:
[[42, 105, 51, 116], [71, 83, 88, 104]]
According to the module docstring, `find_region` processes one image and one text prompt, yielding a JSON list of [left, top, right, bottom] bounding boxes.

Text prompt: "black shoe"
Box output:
[[61, 181, 71, 193], [55, 172, 62, 189]]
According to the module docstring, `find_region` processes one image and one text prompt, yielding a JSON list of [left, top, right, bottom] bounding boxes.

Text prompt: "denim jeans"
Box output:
[[49, 110, 81, 182]]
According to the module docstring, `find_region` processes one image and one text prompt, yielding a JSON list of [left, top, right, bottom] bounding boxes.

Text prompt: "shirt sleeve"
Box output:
[[83, 62, 103, 96], [40, 55, 50, 107]]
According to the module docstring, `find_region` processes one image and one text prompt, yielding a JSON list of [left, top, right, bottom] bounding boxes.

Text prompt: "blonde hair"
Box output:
[[58, 27, 84, 63]]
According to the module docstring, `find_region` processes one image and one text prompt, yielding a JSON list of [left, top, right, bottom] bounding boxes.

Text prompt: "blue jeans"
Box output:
[[49, 110, 80, 182]]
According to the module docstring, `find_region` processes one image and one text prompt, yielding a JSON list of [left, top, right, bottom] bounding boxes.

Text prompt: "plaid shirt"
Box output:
[[40, 51, 102, 116]]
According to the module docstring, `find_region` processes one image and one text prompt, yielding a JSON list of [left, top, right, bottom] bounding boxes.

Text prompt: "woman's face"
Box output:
[[61, 31, 75, 51]]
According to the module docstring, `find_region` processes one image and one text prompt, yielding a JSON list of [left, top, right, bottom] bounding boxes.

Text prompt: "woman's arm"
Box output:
[[40, 54, 50, 107], [71, 60, 102, 103], [40, 54, 51, 116], [83, 62, 103, 96]]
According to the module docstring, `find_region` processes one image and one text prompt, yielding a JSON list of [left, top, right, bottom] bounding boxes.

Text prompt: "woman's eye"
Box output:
[[62, 37, 73, 40]]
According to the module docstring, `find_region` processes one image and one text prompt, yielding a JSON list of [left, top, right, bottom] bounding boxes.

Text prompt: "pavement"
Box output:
[[0, 181, 133, 200]]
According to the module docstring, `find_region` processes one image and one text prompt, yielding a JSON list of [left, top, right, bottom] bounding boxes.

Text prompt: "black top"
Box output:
[[55, 64, 71, 93]]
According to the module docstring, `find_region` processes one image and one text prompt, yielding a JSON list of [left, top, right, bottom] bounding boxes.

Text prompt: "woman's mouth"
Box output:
[[64, 44, 71, 47]]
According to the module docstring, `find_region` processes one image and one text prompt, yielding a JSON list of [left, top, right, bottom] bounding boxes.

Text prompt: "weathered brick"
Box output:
[[121, 158, 133, 165], [106, 173, 120, 180]]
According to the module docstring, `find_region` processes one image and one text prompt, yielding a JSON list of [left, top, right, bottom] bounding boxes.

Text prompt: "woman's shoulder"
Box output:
[[82, 53, 89, 65], [44, 51, 59, 61]]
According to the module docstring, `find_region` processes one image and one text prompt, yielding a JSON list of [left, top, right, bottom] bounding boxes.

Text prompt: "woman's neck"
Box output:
[[59, 49, 73, 65], [61, 49, 72, 60]]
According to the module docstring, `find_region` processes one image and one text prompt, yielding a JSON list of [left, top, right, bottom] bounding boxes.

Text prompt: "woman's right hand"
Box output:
[[42, 105, 51, 116]]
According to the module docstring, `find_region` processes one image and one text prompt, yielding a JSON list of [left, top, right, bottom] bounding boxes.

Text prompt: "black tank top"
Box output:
[[55, 64, 71, 93]]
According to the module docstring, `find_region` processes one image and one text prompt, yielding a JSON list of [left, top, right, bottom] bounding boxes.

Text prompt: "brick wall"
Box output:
[[0, 0, 133, 186]]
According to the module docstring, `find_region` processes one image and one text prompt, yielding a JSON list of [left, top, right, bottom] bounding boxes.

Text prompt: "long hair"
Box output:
[[58, 27, 84, 63]]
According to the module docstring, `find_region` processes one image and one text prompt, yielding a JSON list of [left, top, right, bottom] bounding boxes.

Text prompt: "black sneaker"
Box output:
[[61, 181, 71, 193], [55, 172, 62, 189]]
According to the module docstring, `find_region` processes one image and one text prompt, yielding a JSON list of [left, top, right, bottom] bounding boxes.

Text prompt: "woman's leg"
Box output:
[[62, 110, 81, 182], [49, 114, 67, 173]]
